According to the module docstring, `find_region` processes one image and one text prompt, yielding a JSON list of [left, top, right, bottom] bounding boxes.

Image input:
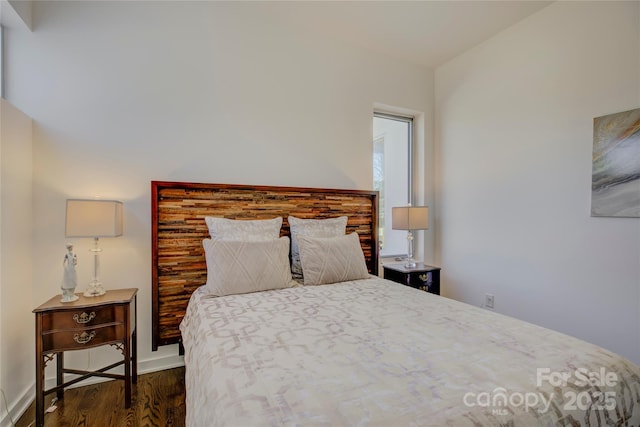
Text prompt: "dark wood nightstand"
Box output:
[[33, 288, 137, 427], [383, 263, 441, 295]]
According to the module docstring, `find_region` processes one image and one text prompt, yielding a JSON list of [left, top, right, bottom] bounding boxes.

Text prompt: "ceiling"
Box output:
[[265, 1, 552, 69], [2, 0, 552, 69]]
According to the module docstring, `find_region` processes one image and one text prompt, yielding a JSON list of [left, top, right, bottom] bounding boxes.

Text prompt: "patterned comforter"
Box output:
[[180, 277, 640, 426]]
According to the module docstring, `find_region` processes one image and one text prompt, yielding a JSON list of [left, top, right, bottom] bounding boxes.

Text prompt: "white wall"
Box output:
[[0, 99, 33, 427], [435, 1, 640, 364], [3, 0, 434, 416]]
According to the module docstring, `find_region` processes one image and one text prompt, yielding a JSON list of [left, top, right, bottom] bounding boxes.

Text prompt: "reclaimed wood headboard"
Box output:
[[151, 181, 379, 350]]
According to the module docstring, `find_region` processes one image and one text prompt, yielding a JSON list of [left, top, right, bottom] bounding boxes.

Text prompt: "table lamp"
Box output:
[[392, 206, 429, 268], [65, 199, 123, 297]]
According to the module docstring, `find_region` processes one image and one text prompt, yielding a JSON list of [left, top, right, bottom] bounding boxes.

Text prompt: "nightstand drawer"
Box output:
[[407, 271, 435, 290], [41, 305, 124, 331], [41, 323, 125, 352], [383, 263, 441, 295]]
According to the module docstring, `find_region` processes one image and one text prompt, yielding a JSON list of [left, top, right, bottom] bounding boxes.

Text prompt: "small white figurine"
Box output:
[[61, 243, 79, 302]]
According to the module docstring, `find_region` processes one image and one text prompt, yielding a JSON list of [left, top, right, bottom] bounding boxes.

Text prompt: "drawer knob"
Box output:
[[73, 312, 96, 324], [73, 331, 96, 344], [418, 274, 428, 282]]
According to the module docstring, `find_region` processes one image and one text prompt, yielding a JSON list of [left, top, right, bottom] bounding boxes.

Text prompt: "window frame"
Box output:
[[373, 111, 415, 257]]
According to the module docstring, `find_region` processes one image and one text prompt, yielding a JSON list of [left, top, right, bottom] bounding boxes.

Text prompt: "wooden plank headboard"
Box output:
[[151, 181, 379, 350]]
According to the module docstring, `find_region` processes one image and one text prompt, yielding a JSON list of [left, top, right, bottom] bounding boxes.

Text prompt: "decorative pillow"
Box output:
[[297, 232, 370, 286], [288, 215, 348, 279], [205, 216, 282, 241], [203, 237, 295, 296]]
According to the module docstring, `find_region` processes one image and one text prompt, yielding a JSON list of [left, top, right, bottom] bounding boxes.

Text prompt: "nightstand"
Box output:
[[33, 288, 137, 427], [383, 263, 441, 295]]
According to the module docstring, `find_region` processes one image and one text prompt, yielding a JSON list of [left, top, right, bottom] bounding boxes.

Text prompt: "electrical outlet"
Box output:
[[485, 294, 494, 309]]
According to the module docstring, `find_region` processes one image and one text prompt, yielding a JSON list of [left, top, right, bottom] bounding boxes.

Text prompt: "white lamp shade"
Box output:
[[65, 199, 123, 237], [392, 206, 429, 230]]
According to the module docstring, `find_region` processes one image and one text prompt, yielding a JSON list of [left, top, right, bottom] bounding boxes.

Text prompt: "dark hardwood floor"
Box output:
[[16, 367, 185, 427]]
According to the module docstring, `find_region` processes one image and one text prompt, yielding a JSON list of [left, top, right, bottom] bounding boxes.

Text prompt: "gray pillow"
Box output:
[[205, 217, 282, 241], [297, 232, 369, 286], [288, 215, 347, 279], [203, 237, 295, 296]]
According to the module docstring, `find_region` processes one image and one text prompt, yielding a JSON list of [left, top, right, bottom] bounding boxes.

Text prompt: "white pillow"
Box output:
[[205, 216, 282, 241], [203, 237, 295, 296], [288, 215, 347, 279], [297, 232, 370, 286]]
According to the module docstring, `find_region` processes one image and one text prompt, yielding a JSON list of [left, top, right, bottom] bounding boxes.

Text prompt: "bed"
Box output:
[[152, 181, 640, 426]]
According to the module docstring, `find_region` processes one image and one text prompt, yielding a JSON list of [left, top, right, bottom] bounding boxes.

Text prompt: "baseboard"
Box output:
[[1, 383, 32, 427], [1, 353, 184, 427], [137, 353, 185, 375]]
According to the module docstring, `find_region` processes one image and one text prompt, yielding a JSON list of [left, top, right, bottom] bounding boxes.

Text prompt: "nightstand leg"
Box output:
[[132, 297, 137, 384], [124, 302, 132, 408], [56, 352, 64, 400], [35, 353, 44, 427], [35, 316, 44, 427], [132, 327, 137, 384], [124, 339, 131, 407]]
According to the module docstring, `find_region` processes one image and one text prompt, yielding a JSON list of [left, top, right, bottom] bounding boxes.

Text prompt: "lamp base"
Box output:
[[84, 281, 106, 297], [404, 259, 418, 269]]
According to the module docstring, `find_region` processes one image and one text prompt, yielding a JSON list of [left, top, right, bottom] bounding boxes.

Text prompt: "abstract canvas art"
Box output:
[[591, 107, 640, 217]]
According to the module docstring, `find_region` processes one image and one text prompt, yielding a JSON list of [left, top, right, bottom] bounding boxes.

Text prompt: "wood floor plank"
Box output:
[[16, 367, 185, 427]]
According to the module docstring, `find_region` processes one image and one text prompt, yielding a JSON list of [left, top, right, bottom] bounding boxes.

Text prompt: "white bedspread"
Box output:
[[180, 277, 640, 426]]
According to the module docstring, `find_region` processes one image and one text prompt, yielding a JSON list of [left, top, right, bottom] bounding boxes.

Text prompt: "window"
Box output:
[[373, 112, 413, 257]]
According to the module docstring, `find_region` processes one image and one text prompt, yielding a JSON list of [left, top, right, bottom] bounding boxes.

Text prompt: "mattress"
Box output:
[[180, 277, 640, 426]]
